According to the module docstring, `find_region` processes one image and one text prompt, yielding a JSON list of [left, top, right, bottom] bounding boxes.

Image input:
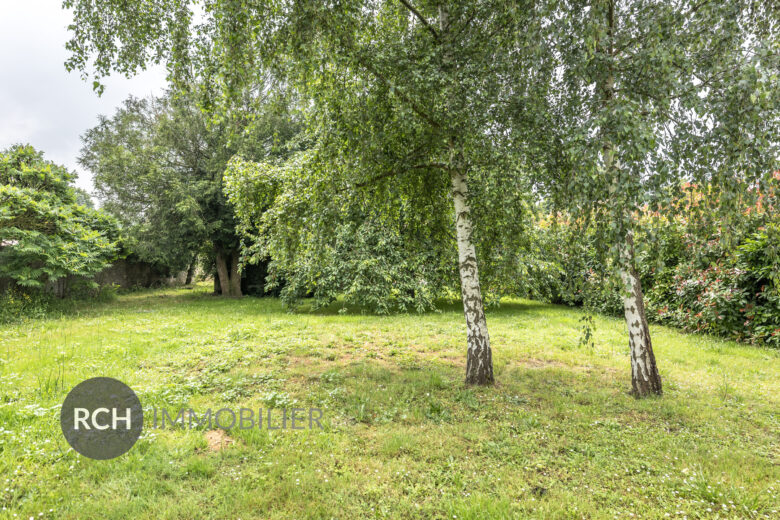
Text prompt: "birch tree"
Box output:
[[539, 0, 779, 396], [238, 0, 545, 384]]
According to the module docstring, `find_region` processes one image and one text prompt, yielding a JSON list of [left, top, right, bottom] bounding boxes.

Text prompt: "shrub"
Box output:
[[647, 224, 780, 347], [527, 194, 779, 347], [0, 145, 119, 289], [0, 287, 53, 323]]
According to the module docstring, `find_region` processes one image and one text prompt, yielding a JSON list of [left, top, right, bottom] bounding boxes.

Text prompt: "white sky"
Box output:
[[0, 1, 167, 195]]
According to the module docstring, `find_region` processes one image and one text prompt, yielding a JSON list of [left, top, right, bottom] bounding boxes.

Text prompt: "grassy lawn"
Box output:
[[0, 284, 778, 519]]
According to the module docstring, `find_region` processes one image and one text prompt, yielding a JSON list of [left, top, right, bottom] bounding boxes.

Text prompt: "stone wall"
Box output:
[[0, 257, 185, 297], [93, 257, 180, 290]]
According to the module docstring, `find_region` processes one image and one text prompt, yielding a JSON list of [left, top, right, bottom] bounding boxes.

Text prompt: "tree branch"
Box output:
[[353, 54, 441, 128], [398, 0, 439, 39], [352, 163, 448, 189]]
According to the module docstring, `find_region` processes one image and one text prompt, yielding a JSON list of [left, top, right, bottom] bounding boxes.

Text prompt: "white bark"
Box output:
[[620, 243, 662, 396], [620, 267, 649, 383], [438, 4, 491, 384], [450, 169, 493, 385], [599, 4, 660, 397]]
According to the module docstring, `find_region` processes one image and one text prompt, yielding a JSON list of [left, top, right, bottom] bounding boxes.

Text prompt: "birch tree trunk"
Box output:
[[229, 249, 242, 297], [599, 9, 662, 396], [620, 238, 662, 397], [450, 169, 494, 385], [437, 4, 492, 385], [604, 151, 663, 397]]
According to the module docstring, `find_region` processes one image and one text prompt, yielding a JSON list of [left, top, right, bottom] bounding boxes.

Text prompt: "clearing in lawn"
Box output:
[[0, 284, 777, 519]]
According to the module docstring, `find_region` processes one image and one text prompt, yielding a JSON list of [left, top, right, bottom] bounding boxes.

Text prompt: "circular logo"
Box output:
[[60, 377, 143, 460]]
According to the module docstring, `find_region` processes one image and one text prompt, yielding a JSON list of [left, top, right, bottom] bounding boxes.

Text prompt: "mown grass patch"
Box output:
[[0, 284, 777, 519]]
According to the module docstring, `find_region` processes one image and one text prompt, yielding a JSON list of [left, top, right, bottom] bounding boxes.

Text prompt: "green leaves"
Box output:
[[79, 88, 298, 272], [0, 145, 119, 287], [62, 0, 779, 317], [541, 0, 779, 266]]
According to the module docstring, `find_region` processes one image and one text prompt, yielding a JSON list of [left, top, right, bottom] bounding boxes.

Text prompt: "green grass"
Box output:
[[0, 284, 778, 519]]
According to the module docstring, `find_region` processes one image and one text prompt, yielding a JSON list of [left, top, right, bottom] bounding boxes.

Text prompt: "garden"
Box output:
[[0, 1, 778, 518]]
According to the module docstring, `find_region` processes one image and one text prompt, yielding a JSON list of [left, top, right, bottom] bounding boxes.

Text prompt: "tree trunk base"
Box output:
[[465, 371, 494, 386], [631, 368, 663, 398]]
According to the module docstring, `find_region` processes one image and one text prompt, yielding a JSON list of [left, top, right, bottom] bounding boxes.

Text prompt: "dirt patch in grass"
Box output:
[[205, 429, 235, 452], [409, 346, 464, 366], [288, 352, 402, 373]]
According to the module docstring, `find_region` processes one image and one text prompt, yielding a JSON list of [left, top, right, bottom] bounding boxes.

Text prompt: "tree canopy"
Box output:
[[79, 88, 299, 295]]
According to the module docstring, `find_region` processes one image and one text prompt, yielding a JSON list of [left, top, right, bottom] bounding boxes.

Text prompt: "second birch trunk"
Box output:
[[620, 239, 662, 397]]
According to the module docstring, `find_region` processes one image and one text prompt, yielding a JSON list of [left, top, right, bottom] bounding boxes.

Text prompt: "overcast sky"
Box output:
[[0, 1, 167, 195]]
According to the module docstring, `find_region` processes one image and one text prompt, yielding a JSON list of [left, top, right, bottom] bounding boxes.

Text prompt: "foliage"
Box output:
[[217, 1, 545, 316], [538, 0, 779, 253], [61, 0, 779, 355], [0, 287, 53, 323], [530, 182, 780, 347], [79, 89, 299, 282], [641, 180, 780, 347], [80, 94, 228, 272], [65, 0, 547, 315], [0, 145, 119, 289], [225, 152, 453, 313], [646, 223, 780, 347]]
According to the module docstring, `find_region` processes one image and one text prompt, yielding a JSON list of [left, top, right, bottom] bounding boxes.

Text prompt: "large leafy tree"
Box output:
[[80, 96, 204, 273], [237, 0, 548, 385], [537, 0, 779, 396], [0, 145, 119, 291], [79, 90, 297, 296]]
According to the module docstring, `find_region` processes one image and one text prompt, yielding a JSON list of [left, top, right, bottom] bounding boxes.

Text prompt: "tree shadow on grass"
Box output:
[[309, 354, 637, 430]]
